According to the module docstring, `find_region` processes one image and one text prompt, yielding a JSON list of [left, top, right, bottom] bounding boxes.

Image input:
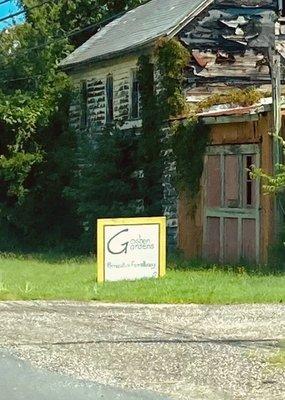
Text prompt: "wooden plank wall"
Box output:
[[69, 55, 140, 131], [260, 113, 275, 263], [178, 112, 275, 264]]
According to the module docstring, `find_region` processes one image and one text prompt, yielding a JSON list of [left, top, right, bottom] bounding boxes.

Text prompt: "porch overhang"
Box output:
[[197, 99, 273, 125]]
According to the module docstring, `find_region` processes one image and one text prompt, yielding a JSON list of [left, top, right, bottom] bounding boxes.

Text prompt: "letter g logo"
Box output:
[[107, 229, 129, 255]]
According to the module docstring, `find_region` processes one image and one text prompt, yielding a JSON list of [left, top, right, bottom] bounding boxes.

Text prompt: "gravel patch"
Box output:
[[0, 302, 284, 399]]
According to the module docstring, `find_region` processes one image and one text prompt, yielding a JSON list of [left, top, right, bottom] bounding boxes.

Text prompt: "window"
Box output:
[[80, 81, 88, 128], [245, 155, 254, 207], [106, 74, 114, 123], [131, 69, 140, 119]]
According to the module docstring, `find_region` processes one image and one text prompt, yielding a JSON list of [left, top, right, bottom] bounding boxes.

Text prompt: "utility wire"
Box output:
[[0, 0, 51, 23], [0, 10, 125, 75], [1, 8, 124, 55], [0, 6, 139, 84], [0, 0, 12, 6], [0, 72, 45, 83]]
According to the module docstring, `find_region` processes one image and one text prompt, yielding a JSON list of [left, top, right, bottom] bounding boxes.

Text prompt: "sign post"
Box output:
[[97, 217, 166, 283]]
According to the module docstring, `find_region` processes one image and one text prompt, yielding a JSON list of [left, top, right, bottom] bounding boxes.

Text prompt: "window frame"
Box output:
[[80, 80, 88, 129], [130, 68, 140, 120], [105, 73, 114, 124], [244, 154, 255, 208]]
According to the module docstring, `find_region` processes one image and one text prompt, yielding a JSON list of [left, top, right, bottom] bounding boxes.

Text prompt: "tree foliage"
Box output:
[[66, 128, 141, 249], [0, 1, 146, 250], [156, 37, 190, 118], [251, 164, 285, 269], [171, 119, 209, 198], [137, 55, 163, 215], [252, 164, 285, 193], [23, 0, 145, 46]]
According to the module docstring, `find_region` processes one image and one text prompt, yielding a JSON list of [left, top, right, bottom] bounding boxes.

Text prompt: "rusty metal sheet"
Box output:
[[189, 49, 270, 80]]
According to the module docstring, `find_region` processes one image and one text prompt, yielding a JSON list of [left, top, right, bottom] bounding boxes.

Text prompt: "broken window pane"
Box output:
[[245, 155, 254, 207]]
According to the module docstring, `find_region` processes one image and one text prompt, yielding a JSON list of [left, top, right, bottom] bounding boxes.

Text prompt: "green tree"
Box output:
[[0, 1, 147, 250], [137, 55, 163, 216], [66, 128, 141, 249], [23, 0, 146, 45], [252, 164, 285, 193], [252, 164, 285, 270]]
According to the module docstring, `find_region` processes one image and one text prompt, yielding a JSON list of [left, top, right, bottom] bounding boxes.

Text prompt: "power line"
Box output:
[[0, 72, 45, 83], [0, 10, 125, 73], [0, 0, 51, 23], [67, 11, 125, 38], [0, 7, 135, 84], [0, 8, 124, 58], [0, 0, 12, 6]]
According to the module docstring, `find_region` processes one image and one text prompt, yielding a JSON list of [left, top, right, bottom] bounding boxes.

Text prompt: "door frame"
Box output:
[[202, 144, 261, 264]]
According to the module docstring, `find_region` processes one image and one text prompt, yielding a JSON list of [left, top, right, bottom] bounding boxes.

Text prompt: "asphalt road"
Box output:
[[0, 301, 284, 400], [0, 351, 168, 400]]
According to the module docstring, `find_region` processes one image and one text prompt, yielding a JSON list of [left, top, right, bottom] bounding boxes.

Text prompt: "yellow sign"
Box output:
[[97, 217, 166, 283]]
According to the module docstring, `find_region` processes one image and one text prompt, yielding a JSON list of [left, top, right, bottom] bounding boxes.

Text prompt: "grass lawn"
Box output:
[[0, 253, 284, 304]]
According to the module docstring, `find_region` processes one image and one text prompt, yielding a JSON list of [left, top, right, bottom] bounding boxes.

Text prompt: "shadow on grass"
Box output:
[[0, 247, 283, 274], [0, 250, 94, 265], [167, 251, 285, 276]]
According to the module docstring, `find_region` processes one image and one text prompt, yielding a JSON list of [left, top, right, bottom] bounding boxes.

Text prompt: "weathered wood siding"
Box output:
[[69, 55, 141, 132], [66, 0, 280, 262], [260, 113, 275, 263], [178, 113, 275, 264]]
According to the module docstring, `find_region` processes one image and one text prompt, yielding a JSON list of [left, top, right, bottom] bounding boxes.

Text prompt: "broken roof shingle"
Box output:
[[60, 0, 213, 69]]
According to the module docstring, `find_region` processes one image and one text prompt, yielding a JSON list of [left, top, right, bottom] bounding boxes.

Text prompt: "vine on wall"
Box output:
[[155, 38, 209, 199], [171, 119, 209, 198], [156, 37, 190, 119], [137, 55, 163, 215]]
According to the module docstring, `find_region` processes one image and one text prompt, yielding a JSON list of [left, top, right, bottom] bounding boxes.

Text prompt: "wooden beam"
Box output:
[[202, 113, 260, 125]]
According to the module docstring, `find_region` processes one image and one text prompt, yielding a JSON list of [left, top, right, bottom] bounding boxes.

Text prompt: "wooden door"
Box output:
[[203, 144, 260, 264]]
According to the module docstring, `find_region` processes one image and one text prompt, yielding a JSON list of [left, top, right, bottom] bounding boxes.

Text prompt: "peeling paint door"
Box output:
[[203, 145, 260, 264]]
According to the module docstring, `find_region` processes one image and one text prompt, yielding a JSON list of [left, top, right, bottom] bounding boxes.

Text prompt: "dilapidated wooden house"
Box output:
[[60, 0, 285, 264]]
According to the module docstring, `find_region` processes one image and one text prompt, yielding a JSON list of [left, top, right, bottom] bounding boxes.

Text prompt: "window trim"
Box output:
[[105, 73, 114, 124], [130, 68, 140, 120], [80, 80, 88, 129], [244, 154, 255, 208]]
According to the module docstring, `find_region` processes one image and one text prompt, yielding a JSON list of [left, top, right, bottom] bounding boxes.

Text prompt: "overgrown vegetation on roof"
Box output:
[[196, 88, 263, 113]]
